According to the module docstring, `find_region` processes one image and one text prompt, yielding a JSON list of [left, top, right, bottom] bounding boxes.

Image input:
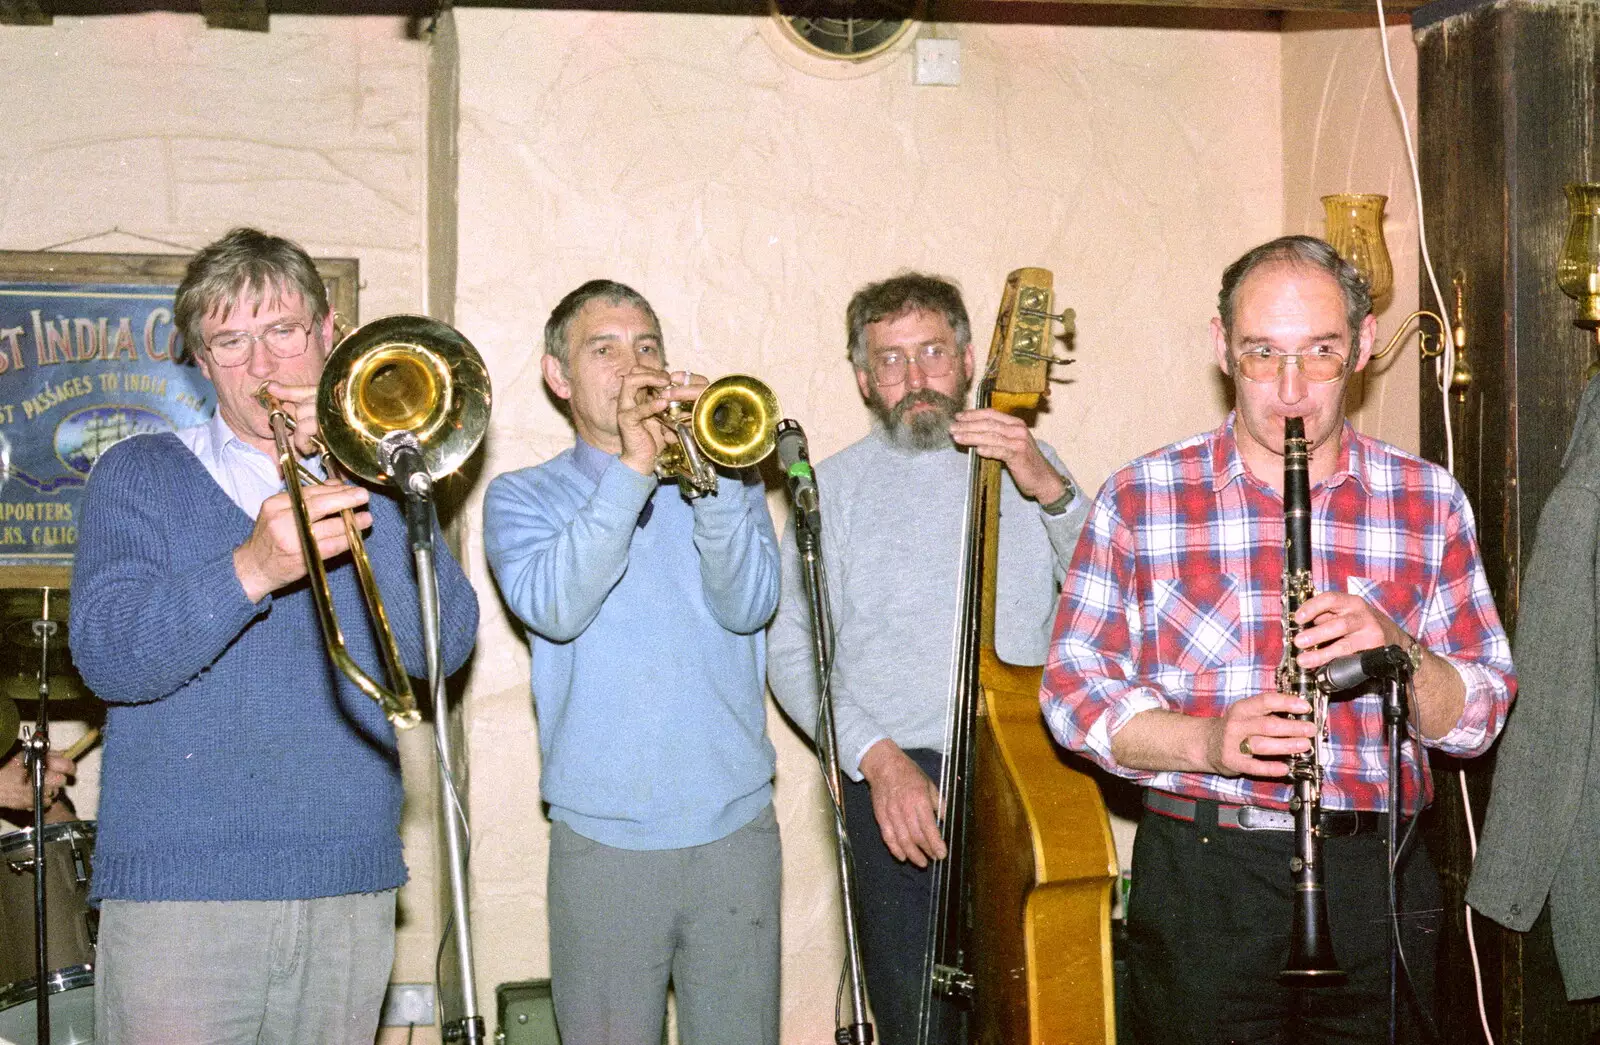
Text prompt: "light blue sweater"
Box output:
[[484, 440, 779, 850], [69, 432, 479, 901]]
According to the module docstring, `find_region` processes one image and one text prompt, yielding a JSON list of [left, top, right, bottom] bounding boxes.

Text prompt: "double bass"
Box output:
[[917, 269, 1118, 1045]]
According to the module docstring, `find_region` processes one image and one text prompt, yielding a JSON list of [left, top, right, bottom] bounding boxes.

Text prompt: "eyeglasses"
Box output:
[[870, 344, 958, 387], [1235, 347, 1349, 384], [205, 321, 312, 368]]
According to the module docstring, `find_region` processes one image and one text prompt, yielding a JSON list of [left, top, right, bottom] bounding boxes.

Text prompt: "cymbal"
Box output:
[[0, 696, 16, 756], [0, 587, 86, 701]]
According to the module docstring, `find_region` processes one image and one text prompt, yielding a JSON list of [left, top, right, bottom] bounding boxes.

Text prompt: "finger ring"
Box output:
[[1239, 737, 1254, 757]]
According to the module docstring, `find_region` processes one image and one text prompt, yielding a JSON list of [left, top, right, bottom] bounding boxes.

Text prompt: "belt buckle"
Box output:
[[1232, 805, 1294, 832]]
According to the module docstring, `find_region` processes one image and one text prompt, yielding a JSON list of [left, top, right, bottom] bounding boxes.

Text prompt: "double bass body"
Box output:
[[924, 268, 1119, 1045]]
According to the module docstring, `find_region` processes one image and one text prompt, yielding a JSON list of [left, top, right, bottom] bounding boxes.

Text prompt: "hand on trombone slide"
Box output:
[[617, 367, 707, 476], [234, 481, 373, 604]]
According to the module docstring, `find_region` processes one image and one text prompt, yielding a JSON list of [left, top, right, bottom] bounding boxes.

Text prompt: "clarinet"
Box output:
[[1278, 416, 1345, 982]]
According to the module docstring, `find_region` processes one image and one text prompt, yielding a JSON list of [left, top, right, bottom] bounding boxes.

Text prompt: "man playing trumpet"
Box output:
[[485, 280, 782, 1045], [69, 227, 480, 1044]]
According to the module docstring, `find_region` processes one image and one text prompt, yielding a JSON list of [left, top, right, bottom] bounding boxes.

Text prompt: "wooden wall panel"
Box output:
[[1416, 1, 1600, 1041]]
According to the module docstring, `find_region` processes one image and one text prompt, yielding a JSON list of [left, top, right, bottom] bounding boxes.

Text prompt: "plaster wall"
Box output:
[[0, 7, 1425, 1045], [0, 9, 447, 1009], [453, 8, 1285, 1040], [1283, 12, 1425, 456]]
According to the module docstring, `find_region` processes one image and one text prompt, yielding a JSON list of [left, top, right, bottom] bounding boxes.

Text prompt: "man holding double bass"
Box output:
[[767, 272, 1089, 1045], [1040, 235, 1514, 1044]]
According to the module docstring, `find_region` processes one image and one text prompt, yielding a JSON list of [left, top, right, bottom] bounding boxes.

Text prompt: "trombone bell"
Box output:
[[320, 315, 491, 487], [261, 314, 492, 730]]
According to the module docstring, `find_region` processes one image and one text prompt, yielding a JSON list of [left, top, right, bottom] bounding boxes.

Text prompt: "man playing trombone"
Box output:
[[484, 280, 782, 1045], [69, 227, 479, 1044]]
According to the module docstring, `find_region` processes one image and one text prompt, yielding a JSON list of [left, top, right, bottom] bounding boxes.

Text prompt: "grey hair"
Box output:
[[172, 227, 329, 364], [845, 272, 972, 370], [543, 279, 662, 367], [1217, 235, 1372, 344]]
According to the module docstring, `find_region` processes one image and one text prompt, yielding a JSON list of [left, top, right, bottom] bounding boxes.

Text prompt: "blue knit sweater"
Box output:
[[484, 441, 779, 851], [69, 432, 479, 901]]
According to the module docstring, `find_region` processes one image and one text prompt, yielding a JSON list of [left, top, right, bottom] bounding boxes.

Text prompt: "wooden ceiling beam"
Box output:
[[201, 0, 268, 29], [0, 0, 1426, 22]]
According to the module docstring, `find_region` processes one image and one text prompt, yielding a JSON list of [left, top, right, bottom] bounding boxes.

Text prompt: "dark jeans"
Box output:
[[1127, 799, 1440, 1045], [842, 747, 964, 1045]]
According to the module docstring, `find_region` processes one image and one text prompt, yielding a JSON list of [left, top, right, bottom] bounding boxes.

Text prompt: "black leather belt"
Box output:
[[1144, 789, 1386, 838]]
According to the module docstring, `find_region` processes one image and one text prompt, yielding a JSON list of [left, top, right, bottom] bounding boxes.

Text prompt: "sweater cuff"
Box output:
[[593, 458, 657, 520]]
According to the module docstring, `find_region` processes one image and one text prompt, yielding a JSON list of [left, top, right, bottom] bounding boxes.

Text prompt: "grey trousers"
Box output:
[[548, 805, 782, 1045], [95, 891, 397, 1045]]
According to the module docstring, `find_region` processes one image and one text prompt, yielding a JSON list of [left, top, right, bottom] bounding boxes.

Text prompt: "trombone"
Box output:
[[654, 374, 781, 496], [260, 315, 491, 729]]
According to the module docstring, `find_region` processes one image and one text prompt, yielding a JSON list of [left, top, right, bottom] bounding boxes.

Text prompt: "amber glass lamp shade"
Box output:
[[1322, 194, 1394, 302], [1559, 183, 1600, 329]]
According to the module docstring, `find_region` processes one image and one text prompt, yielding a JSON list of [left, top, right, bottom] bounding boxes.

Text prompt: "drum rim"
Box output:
[[0, 964, 93, 1011], [0, 819, 95, 857]]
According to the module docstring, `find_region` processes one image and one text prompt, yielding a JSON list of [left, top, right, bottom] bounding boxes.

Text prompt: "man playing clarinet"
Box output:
[[1040, 236, 1514, 1044]]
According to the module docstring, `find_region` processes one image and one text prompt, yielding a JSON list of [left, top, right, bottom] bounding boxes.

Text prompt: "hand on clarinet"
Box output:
[[859, 739, 947, 868], [1289, 591, 1405, 674], [1208, 693, 1316, 778]]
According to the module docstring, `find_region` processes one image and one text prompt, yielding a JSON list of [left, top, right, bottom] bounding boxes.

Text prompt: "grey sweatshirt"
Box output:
[[766, 425, 1088, 779]]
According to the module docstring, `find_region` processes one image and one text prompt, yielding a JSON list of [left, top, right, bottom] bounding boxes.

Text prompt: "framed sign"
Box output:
[[0, 249, 358, 585]]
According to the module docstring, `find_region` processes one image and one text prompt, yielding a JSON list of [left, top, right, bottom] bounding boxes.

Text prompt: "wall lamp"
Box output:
[[1557, 183, 1600, 380], [1322, 193, 1471, 401]]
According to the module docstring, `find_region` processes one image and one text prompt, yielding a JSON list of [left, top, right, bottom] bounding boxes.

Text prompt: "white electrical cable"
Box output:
[[1372, 2, 1494, 1041]]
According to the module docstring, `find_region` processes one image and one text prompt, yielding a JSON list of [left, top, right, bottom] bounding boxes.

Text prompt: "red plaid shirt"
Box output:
[[1040, 416, 1514, 814]]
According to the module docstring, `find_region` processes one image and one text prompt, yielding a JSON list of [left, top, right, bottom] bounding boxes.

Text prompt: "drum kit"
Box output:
[[0, 587, 99, 1045]]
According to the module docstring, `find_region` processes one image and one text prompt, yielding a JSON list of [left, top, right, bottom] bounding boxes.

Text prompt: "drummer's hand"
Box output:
[[234, 482, 372, 603], [0, 750, 75, 812], [258, 379, 321, 458]]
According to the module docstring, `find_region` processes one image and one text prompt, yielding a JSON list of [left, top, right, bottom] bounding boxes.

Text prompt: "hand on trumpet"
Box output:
[[234, 481, 373, 603], [616, 367, 707, 477]]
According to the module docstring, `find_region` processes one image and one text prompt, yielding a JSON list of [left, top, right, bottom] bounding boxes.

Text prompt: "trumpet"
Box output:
[[260, 315, 491, 729], [653, 373, 780, 496]]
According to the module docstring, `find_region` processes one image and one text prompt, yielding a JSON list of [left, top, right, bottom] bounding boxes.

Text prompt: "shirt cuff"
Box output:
[[1426, 653, 1504, 756], [1090, 687, 1171, 781], [845, 734, 888, 783]]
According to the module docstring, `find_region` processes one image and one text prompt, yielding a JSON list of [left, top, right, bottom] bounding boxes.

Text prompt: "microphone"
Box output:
[[1319, 644, 1412, 691], [776, 419, 822, 536], [378, 431, 435, 548]]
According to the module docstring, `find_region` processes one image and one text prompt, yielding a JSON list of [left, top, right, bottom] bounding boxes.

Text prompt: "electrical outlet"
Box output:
[[380, 983, 436, 1027], [914, 38, 961, 86]]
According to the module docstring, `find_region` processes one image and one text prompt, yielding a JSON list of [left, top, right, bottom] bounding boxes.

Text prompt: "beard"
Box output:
[[867, 377, 971, 452]]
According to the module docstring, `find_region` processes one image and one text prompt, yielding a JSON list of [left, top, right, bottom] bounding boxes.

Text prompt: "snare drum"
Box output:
[[0, 821, 95, 1044]]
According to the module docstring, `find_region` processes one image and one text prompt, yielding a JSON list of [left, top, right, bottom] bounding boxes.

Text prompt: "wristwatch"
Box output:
[[1038, 479, 1077, 517], [1403, 633, 1424, 674]]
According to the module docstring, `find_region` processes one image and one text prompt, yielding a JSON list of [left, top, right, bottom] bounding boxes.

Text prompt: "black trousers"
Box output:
[[841, 747, 963, 1045], [1126, 799, 1440, 1045]]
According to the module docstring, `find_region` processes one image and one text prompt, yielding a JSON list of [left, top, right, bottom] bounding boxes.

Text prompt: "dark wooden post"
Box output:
[[1415, 0, 1600, 1041]]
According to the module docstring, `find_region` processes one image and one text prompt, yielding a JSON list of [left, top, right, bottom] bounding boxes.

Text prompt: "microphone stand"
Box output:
[[385, 434, 484, 1045], [792, 508, 874, 1045], [1381, 663, 1412, 1045], [24, 595, 58, 1045]]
